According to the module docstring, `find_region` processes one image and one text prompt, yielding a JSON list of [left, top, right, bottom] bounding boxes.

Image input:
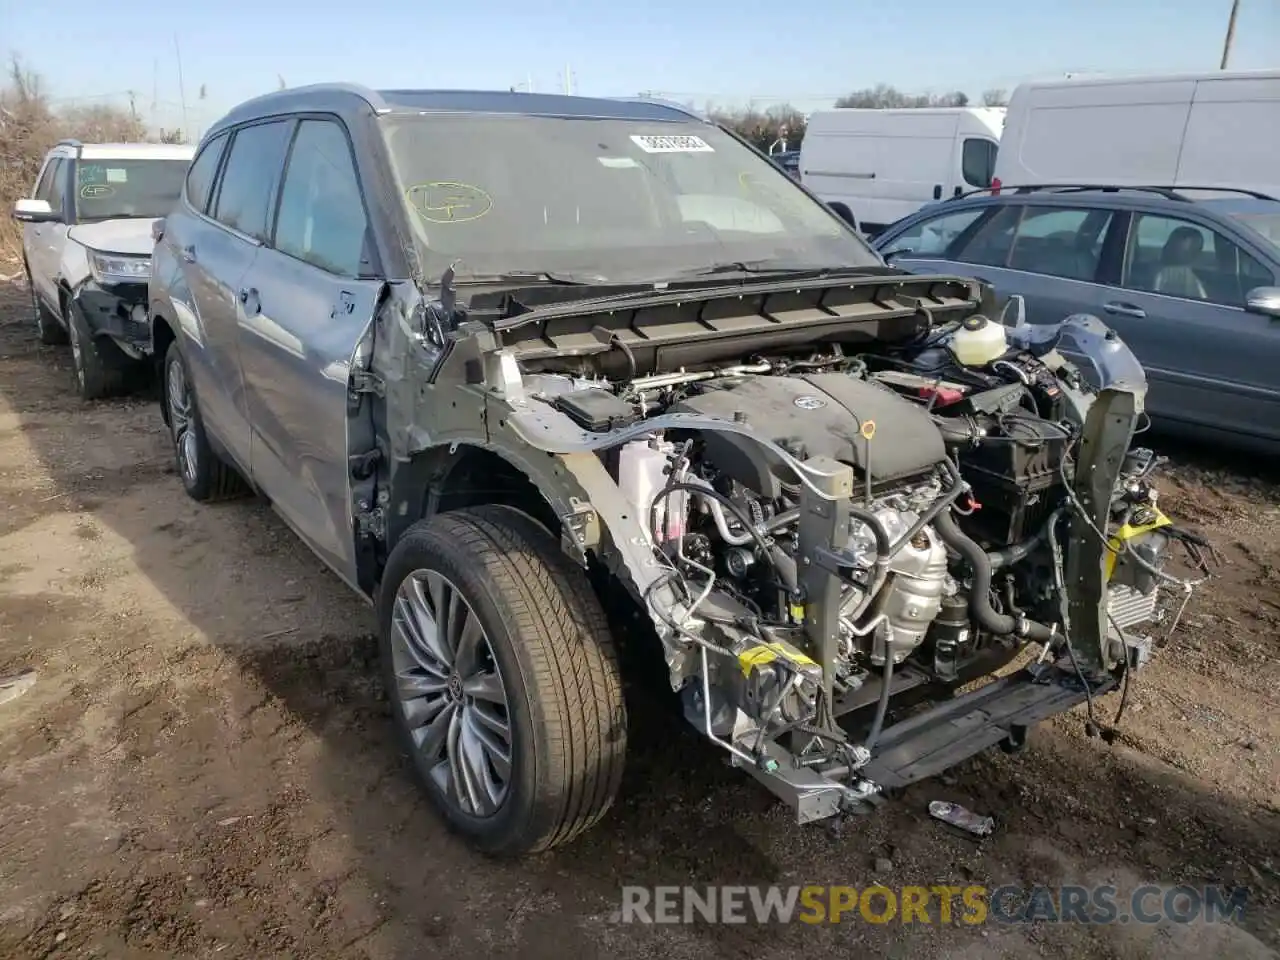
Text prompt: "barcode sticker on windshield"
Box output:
[[630, 134, 714, 154], [106, 168, 128, 183]]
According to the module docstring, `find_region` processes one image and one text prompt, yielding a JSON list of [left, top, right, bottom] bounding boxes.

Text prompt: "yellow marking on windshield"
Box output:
[[405, 181, 493, 224]]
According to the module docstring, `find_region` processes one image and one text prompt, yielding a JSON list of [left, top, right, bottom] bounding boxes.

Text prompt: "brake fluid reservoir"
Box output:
[[950, 314, 1008, 367]]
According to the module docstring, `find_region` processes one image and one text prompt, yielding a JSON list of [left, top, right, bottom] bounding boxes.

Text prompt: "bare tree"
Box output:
[[1, 60, 153, 263], [982, 88, 1009, 107], [835, 84, 971, 109], [706, 102, 807, 152]]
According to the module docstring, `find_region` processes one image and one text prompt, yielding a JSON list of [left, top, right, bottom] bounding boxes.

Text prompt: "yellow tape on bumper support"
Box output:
[[738, 641, 817, 677]]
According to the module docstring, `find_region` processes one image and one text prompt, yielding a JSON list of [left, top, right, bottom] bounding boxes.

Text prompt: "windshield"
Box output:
[[379, 115, 880, 282], [73, 159, 189, 221], [1226, 209, 1280, 256]]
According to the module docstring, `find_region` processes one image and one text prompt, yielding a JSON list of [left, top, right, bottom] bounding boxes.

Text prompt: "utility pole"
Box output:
[[1220, 0, 1240, 69], [174, 34, 189, 138]]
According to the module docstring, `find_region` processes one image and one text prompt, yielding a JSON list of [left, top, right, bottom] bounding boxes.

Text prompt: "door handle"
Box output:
[[181, 245, 196, 263], [1103, 301, 1146, 319], [238, 287, 261, 315], [933, 184, 942, 200]]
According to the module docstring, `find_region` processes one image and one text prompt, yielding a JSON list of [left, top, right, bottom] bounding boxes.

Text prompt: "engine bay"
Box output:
[[464, 285, 1213, 821]]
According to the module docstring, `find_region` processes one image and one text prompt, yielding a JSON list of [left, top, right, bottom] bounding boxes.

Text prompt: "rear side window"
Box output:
[[212, 120, 294, 242], [185, 132, 229, 213], [961, 139, 997, 189], [273, 119, 371, 277]]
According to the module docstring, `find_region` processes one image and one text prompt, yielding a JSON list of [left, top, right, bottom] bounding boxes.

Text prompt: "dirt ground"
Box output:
[[0, 279, 1277, 960]]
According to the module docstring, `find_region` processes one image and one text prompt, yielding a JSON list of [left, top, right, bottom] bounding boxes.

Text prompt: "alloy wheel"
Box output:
[[166, 355, 198, 484], [389, 569, 513, 817]]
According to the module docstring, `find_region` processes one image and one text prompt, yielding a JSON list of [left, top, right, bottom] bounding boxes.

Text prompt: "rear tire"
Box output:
[[378, 504, 627, 856], [162, 340, 245, 501], [24, 267, 67, 346]]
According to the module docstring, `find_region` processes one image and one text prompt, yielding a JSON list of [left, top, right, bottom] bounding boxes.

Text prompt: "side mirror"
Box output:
[[999, 294, 1028, 328], [1245, 286, 1280, 319], [12, 198, 58, 223], [151, 218, 166, 243]]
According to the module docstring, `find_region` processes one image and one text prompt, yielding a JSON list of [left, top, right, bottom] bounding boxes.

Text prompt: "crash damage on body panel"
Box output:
[[72, 275, 151, 358], [360, 269, 1214, 824]]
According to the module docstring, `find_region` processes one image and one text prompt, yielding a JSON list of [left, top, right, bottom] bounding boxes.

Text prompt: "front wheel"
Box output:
[[378, 504, 627, 856], [66, 300, 129, 400]]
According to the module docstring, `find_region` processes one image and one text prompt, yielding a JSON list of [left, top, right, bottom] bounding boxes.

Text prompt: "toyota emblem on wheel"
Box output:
[[794, 395, 827, 410]]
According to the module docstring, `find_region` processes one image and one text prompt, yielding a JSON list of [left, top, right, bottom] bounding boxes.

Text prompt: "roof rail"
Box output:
[[612, 96, 706, 121], [952, 183, 1278, 203], [54, 138, 82, 149]]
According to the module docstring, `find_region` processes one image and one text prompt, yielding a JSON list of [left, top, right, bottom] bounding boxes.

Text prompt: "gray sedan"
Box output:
[[872, 186, 1280, 454]]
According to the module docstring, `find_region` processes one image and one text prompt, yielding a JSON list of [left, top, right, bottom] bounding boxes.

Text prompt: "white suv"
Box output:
[[13, 139, 194, 399]]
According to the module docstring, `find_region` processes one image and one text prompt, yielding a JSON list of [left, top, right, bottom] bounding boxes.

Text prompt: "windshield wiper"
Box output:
[[454, 270, 614, 286], [665, 259, 866, 279]]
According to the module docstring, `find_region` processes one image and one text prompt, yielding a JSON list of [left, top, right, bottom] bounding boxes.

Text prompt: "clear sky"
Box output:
[[2, 0, 1276, 137]]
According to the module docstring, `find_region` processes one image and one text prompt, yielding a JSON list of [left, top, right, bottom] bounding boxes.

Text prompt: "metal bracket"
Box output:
[[349, 368, 385, 398], [1066, 386, 1139, 673], [797, 456, 855, 704], [355, 502, 386, 542], [559, 496, 600, 563]]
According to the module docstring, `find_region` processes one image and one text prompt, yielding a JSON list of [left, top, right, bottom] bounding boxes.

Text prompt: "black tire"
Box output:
[[378, 504, 627, 856], [24, 266, 67, 346], [66, 299, 130, 400], [162, 340, 245, 501]]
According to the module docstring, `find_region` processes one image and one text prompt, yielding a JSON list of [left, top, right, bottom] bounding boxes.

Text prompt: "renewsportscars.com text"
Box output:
[[614, 884, 1250, 926]]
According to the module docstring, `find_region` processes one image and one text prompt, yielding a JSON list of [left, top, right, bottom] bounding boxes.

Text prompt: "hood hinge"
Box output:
[[349, 368, 385, 397], [355, 498, 387, 542]]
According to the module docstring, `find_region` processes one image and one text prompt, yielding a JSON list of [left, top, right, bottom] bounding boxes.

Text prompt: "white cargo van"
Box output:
[[799, 107, 1004, 235], [993, 69, 1280, 197]]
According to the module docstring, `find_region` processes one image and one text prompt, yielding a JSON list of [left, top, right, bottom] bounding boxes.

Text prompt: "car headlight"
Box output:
[[89, 252, 151, 284]]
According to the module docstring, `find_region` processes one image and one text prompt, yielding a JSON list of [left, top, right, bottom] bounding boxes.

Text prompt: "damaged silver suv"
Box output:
[[148, 85, 1207, 856]]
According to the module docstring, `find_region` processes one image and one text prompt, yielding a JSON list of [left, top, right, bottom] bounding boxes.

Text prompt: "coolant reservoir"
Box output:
[[618, 438, 686, 542], [950, 314, 1008, 367]]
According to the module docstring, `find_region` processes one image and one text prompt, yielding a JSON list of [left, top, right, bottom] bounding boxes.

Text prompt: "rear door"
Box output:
[[178, 119, 296, 472], [1079, 209, 1280, 441], [237, 116, 383, 584]]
